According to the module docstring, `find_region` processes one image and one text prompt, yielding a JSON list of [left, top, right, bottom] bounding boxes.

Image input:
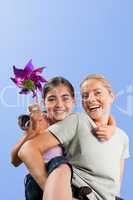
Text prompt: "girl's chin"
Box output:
[[54, 115, 67, 121]]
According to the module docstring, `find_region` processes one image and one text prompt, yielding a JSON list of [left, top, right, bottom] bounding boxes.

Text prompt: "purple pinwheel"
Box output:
[[11, 59, 47, 98]]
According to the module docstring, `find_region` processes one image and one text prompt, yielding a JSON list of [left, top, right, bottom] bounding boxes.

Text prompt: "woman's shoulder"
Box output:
[[77, 112, 97, 128], [115, 127, 129, 141]]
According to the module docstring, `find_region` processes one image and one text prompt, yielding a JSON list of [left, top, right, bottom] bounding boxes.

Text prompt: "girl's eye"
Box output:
[[63, 97, 71, 101], [47, 98, 56, 102]]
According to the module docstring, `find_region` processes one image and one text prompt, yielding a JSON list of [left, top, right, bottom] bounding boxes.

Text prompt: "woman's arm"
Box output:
[[120, 159, 125, 187]]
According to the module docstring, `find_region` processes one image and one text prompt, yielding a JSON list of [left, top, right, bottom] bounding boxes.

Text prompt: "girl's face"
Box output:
[[80, 79, 114, 124], [44, 84, 75, 123]]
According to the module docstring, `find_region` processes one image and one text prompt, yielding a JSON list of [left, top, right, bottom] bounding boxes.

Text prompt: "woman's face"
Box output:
[[80, 79, 114, 124], [44, 84, 75, 123]]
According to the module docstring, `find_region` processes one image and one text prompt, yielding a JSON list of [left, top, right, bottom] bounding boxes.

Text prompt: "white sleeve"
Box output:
[[48, 113, 79, 146], [121, 134, 130, 159]]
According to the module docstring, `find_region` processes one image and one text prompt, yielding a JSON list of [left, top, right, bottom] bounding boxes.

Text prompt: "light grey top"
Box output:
[[48, 113, 129, 200]]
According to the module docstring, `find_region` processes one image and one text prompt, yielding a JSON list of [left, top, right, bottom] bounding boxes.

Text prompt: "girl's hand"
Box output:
[[95, 115, 116, 142], [95, 125, 115, 142], [28, 104, 49, 137]]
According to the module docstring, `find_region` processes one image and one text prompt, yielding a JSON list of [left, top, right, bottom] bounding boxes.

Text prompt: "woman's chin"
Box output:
[[88, 112, 102, 122]]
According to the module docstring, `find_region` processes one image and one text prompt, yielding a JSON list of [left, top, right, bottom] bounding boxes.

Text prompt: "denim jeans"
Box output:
[[25, 156, 72, 200], [25, 174, 91, 200]]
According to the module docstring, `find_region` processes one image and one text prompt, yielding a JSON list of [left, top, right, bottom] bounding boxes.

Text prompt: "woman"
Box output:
[[12, 75, 116, 200], [42, 74, 129, 200]]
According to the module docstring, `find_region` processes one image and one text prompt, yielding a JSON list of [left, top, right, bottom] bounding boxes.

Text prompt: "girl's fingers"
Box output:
[[95, 134, 107, 142], [95, 129, 107, 135], [30, 111, 43, 121], [96, 126, 107, 131], [28, 103, 41, 112], [99, 138, 106, 142]]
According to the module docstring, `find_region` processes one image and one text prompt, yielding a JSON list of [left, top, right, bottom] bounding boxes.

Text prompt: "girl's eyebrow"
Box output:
[[47, 94, 71, 98], [47, 95, 56, 98], [61, 94, 71, 97]]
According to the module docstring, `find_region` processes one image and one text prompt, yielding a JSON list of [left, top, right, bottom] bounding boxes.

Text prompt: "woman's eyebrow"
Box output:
[[93, 88, 102, 92]]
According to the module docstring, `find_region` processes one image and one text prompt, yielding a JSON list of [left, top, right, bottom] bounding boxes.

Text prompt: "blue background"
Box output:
[[0, 1, 132, 199]]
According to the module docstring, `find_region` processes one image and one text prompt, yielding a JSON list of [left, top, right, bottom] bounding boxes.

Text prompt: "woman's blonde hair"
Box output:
[[80, 74, 113, 94]]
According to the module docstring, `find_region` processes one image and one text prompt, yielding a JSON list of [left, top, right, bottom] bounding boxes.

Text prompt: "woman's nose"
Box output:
[[88, 93, 96, 102]]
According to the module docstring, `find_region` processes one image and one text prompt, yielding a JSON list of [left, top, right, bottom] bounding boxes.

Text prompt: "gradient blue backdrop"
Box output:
[[0, 1, 132, 199]]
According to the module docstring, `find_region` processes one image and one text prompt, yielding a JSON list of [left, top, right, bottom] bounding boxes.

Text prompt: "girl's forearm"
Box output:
[[11, 133, 29, 166]]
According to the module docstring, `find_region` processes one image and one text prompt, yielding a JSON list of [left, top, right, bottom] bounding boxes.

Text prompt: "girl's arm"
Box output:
[[95, 115, 116, 141], [11, 132, 30, 166], [108, 115, 116, 127], [11, 106, 49, 167]]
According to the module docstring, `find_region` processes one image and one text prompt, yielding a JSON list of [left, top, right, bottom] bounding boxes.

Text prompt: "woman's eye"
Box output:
[[82, 95, 88, 100], [95, 91, 102, 96]]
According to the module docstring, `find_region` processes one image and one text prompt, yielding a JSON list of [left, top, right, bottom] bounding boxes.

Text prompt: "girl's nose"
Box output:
[[56, 98, 64, 107]]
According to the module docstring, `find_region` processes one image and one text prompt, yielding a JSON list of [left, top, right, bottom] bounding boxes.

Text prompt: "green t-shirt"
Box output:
[[48, 113, 129, 200]]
